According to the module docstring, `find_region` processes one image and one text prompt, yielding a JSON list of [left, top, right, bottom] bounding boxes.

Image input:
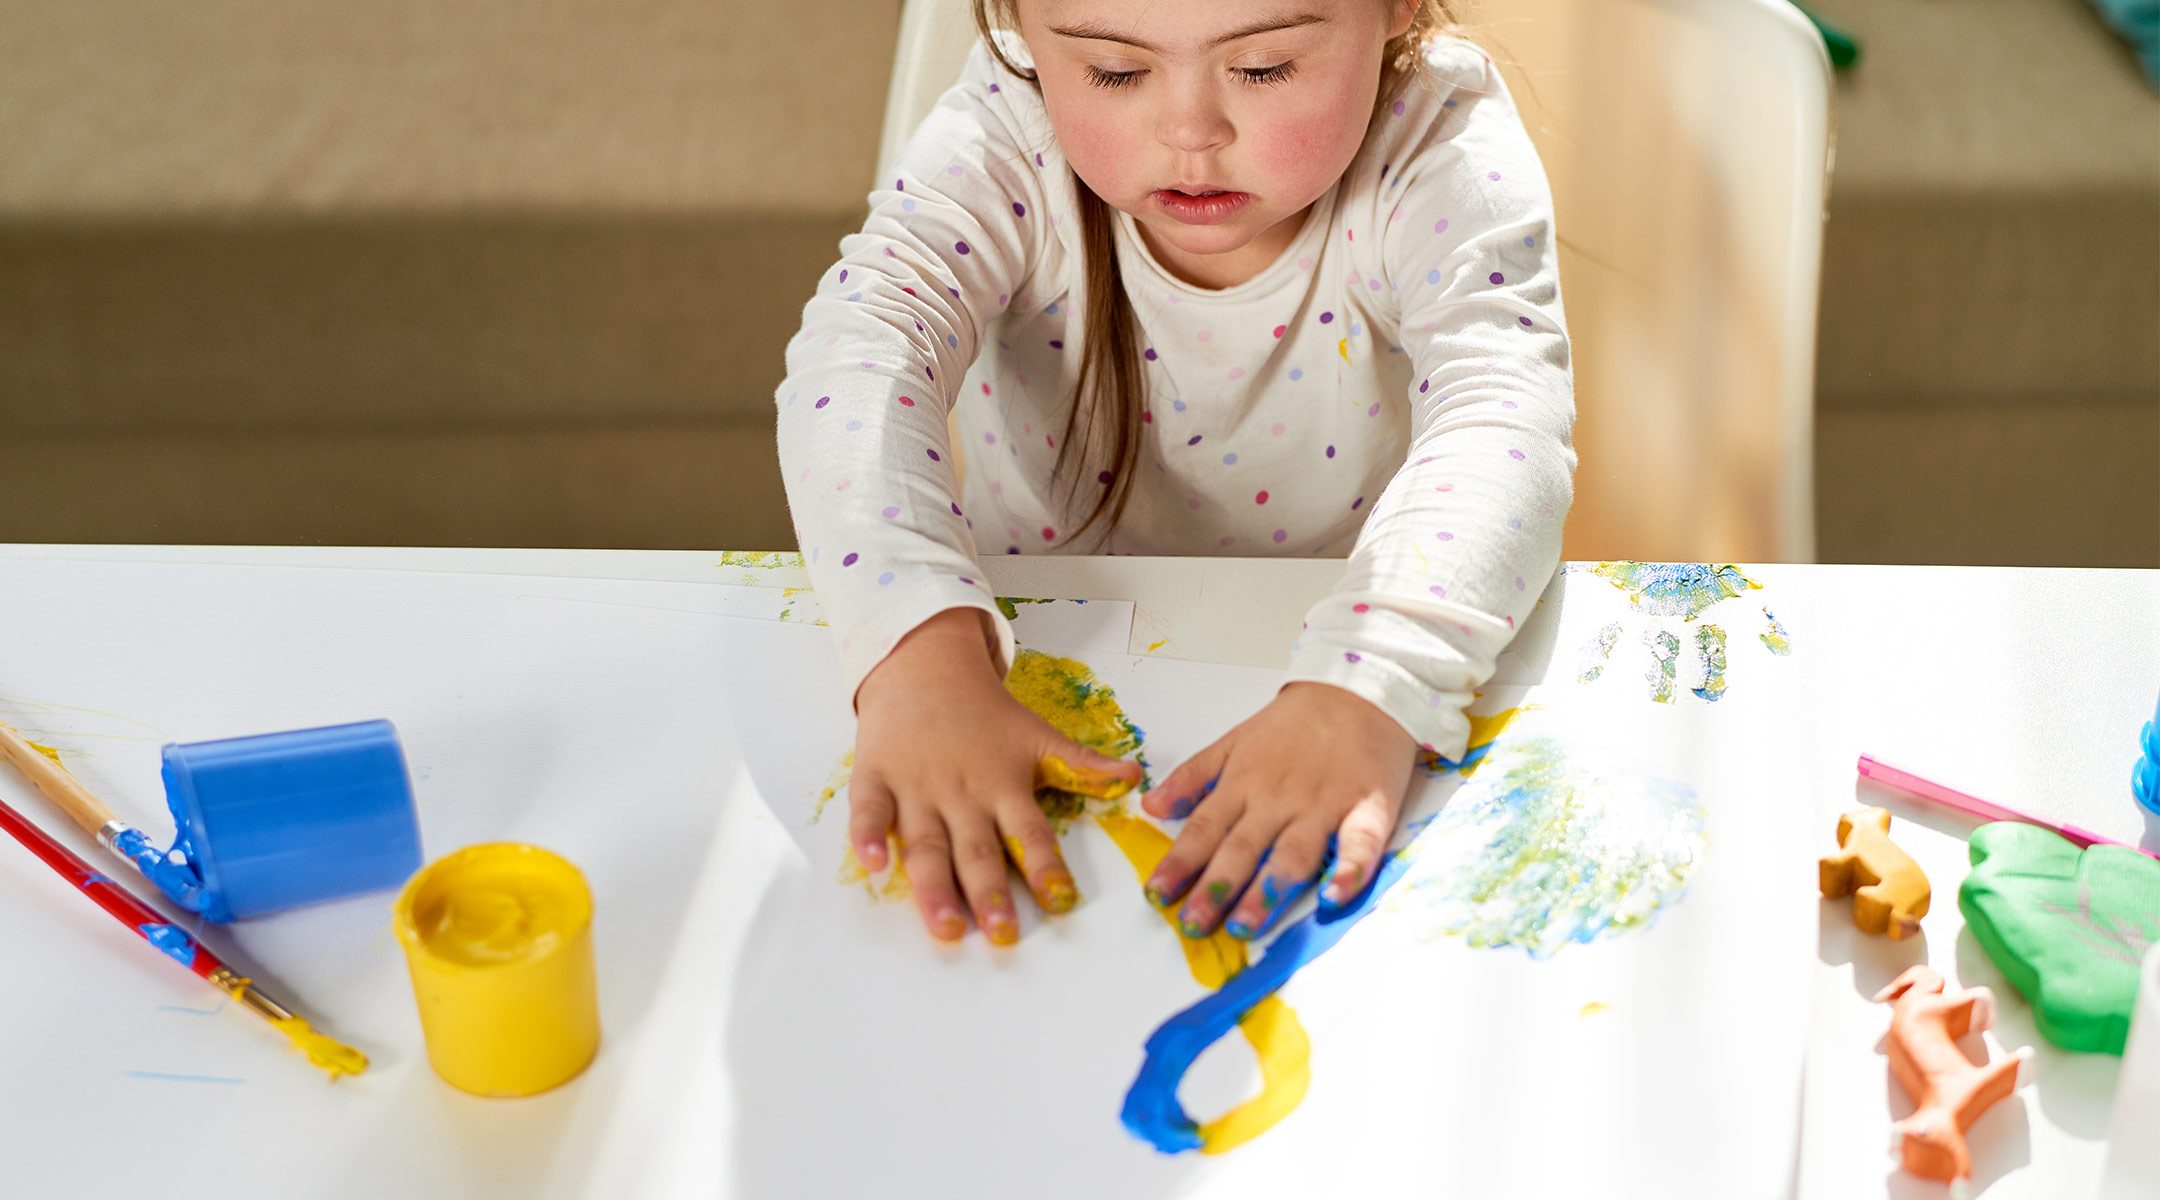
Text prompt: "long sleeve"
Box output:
[[1283, 42, 1577, 757], [775, 46, 1065, 698]]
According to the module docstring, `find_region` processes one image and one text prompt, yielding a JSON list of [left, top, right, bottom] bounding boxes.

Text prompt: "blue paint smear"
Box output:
[[121, 1070, 244, 1084], [113, 813, 229, 922], [138, 922, 198, 969], [1120, 844, 1415, 1154]]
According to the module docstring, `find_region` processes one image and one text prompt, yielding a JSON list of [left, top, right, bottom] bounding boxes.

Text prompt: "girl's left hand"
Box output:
[[1140, 682, 1419, 939]]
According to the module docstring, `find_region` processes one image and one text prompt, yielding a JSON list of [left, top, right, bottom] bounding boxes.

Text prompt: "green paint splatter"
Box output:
[[1577, 621, 1622, 683], [1645, 630, 1679, 704], [995, 596, 1057, 622], [1692, 626, 1728, 702], [1207, 879, 1231, 905], [717, 550, 802, 569], [1389, 738, 1706, 958], [1760, 607, 1792, 656], [1591, 562, 1762, 621]]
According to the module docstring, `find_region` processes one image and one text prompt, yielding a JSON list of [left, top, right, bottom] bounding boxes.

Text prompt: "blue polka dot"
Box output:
[[1044, 302, 1060, 315], [1351, 322, 1363, 336], [946, 334, 958, 347], [845, 420, 862, 431], [877, 571, 895, 585], [1523, 236, 1536, 247], [847, 292, 862, 302], [901, 198, 916, 212], [1426, 269, 1441, 284], [1222, 453, 1238, 465], [1288, 368, 1304, 381], [1172, 399, 1187, 412]]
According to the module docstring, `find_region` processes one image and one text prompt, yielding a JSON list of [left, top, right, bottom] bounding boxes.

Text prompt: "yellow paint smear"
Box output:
[[1097, 812, 1311, 1154], [1578, 1001, 1612, 1018], [1416, 703, 1533, 776], [809, 749, 855, 824], [28, 741, 63, 764], [837, 839, 911, 903], [1337, 337, 1350, 364], [1145, 639, 1168, 654], [1035, 754, 1133, 801], [269, 1014, 369, 1079]]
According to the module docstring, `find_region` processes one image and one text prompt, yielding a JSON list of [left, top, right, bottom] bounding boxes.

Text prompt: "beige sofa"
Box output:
[[1, 0, 2153, 563]]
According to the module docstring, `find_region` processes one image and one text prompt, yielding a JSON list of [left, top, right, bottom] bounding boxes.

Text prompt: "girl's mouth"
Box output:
[[1152, 188, 1251, 225]]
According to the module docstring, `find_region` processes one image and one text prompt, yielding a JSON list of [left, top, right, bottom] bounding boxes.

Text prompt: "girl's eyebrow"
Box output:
[[1047, 12, 1327, 54]]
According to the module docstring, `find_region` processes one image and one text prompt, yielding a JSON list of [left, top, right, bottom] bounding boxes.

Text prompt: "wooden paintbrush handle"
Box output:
[[0, 718, 121, 836]]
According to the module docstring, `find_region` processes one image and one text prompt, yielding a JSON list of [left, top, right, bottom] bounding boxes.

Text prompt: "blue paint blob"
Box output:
[[138, 923, 198, 969]]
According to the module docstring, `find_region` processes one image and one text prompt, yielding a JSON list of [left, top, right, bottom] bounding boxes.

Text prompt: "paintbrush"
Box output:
[[0, 742, 366, 1077], [0, 714, 214, 911]]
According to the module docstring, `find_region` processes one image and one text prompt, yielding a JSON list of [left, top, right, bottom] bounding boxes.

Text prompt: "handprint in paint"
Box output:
[[1573, 563, 1792, 703]]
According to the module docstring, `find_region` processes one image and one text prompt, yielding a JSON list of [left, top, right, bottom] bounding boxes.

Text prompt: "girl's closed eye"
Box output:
[[1081, 62, 1301, 90]]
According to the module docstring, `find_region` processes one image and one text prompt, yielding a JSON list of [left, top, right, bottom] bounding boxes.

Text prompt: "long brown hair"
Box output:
[[969, 1, 1458, 548]]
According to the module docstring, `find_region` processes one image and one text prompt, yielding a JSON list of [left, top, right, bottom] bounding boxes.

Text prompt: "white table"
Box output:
[[5, 544, 2155, 1199]]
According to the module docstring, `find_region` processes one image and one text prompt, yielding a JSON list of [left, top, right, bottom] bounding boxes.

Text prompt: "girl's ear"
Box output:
[[1388, 0, 1420, 40]]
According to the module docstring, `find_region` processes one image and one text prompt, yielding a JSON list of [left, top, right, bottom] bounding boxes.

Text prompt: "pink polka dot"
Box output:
[[1297, 255, 1314, 270], [1367, 403, 1381, 417], [1143, 410, 1153, 423], [1227, 367, 1244, 381], [1344, 650, 1361, 662], [1509, 449, 1526, 460], [1429, 585, 1447, 597], [948, 165, 964, 175], [1196, 330, 1213, 342], [1040, 526, 1056, 540], [1516, 576, 1527, 589], [1270, 422, 1286, 436], [1488, 171, 1501, 181], [1434, 219, 1449, 234], [898, 396, 915, 406], [1436, 531, 1454, 540], [1352, 603, 1370, 613], [881, 506, 899, 518], [1272, 325, 1286, 338], [1436, 483, 1454, 492], [837, 479, 852, 490], [1391, 100, 1405, 115], [1273, 529, 1288, 543], [1188, 498, 1202, 509], [1501, 399, 1519, 408], [1255, 490, 1270, 505], [984, 432, 997, 444], [1219, 535, 1235, 546]]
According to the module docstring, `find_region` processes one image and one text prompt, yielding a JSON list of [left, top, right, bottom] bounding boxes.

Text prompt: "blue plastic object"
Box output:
[[158, 719, 423, 922], [2135, 691, 2160, 817]]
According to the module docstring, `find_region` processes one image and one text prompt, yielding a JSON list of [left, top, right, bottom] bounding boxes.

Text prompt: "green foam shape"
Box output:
[[1958, 822, 2160, 1054]]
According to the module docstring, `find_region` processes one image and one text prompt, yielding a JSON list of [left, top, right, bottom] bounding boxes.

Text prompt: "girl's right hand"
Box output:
[[850, 607, 1142, 946]]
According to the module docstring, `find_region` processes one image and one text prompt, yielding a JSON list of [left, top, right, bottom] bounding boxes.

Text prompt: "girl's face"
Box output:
[[1018, 1, 1415, 289]]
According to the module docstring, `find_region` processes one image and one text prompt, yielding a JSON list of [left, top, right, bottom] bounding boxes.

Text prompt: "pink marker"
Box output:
[[1857, 755, 2160, 862]]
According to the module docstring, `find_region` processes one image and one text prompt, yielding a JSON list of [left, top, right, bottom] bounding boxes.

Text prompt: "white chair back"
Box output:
[[875, 0, 1833, 562]]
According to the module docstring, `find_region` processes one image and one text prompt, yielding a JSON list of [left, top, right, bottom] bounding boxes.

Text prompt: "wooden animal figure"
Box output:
[[1820, 807, 1930, 939], [1875, 965, 2033, 1182]]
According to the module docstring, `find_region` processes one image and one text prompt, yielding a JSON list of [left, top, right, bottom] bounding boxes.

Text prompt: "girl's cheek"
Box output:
[[1049, 107, 1148, 200], [1253, 107, 1363, 193]]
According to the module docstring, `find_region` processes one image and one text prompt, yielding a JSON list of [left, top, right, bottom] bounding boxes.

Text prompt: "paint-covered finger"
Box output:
[[1323, 791, 1394, 906], [998, 799, 1078, 915], [897, 810, 968, 942], [1035, 742, 1141, 801], [1144, 783, 1245, 909], [1179, 812, 1288, 939], [949, 812, 1020, 946], [1143, 737, 1230, 821], [847, 774, 898, 871], [1226, 821, 1331, 940]]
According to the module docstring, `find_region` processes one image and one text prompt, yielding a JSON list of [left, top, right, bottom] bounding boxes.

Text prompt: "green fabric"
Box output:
[[1959, 822, 2160, 1054]]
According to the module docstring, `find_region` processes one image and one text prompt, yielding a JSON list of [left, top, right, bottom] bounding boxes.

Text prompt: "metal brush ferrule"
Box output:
[[95, 819, 132, 850]]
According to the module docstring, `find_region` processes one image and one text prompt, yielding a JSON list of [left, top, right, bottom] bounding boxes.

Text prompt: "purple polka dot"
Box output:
[[1391, 100, 1405, 115], [842, 552, 859, 566], [1049, 339, 1063, 349], [1344, 651, 1362, 662], [1098, 470, 1113, 484], [1325, 445, 1336, 458], [1509, 449, 1526, 460], [984, 433, 997, 444], [1319, 311, 1335, 324], [895, 179, 904, 191], [1490, 272, 1505, 285], [960, 576, 974, 585], [1035, 153, 1043, 166], [955, 241, 971, 255], [1273, 529, 1289, 543], [927, 449, 941, 461], [1519, 316, 1533, 326], [1419, 380, 1429, 393], [1144, 348, 1158, 361], [881, 506, 900, 518], [815, 396, 830, 408], [1007, 545, 1020, 554], [951, 502, 963, 514], [838, 269, 848, 283], [1367, 403, 1381, 417], [1351, 496, 1364, 510], [1012, 201, 1025, 216], [1429, 585, 1447, 597], [1187, 435, 1202, 446]]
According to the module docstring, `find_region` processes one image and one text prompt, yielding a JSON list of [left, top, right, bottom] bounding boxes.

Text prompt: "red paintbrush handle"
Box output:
[[0, 795, 221, 981]]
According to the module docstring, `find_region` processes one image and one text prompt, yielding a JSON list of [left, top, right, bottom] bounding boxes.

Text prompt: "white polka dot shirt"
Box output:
[[775, 36, 1575, 758]]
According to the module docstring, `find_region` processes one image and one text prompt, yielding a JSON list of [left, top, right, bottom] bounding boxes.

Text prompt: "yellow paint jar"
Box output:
[[393, 843, 600, 1097]]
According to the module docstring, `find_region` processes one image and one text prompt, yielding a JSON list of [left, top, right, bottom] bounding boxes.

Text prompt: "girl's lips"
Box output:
[[1152, 188, 1251, 225]]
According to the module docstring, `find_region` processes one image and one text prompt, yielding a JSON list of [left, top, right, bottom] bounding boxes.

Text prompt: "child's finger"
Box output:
[[998, 797, 1078, 915], [1035, 741, 1141, 800], [847, 774, 898, 871], [1143, 782, 1245, 909], [897, 808, 968, 942], [1224, 817, 1332, 940], [948, 809, 1020, 947], [1176, 807, 1291, 938], [1144, 737, 1230, 820], [1323, 790, 1395, 905]]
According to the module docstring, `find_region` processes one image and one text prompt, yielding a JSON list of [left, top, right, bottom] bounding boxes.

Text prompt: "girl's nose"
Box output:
[[1155, 88, 1233, 154]]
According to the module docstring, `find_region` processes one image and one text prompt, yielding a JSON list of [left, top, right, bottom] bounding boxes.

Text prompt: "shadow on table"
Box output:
[[1954, 928, 2124, 1143]]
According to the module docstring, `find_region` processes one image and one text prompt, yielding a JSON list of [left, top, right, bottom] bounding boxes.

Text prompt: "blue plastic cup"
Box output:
[[160, 719, 424, 921]]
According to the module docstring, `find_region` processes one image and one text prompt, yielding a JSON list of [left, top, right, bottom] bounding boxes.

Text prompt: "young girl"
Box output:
[[775, 0, 1573, 948]]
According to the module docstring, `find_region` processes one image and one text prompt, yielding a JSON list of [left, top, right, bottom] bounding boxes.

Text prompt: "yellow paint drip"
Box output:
[[1337, 337, 1350, 364], [27, 741, 62, 764], [268, 1014, 369, 1078], [1097, 812, 1311, 1154]]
